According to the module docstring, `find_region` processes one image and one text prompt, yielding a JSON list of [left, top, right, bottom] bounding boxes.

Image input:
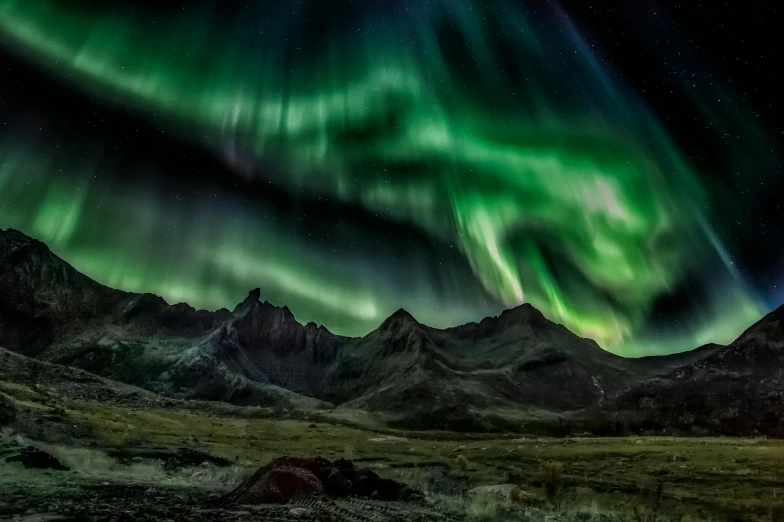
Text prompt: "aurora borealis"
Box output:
[[0, 0, 780, 354]]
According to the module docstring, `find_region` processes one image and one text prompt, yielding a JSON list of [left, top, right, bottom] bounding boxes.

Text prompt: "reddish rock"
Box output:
[[225, 457, 416, 505], [227, 459, 325, 504]]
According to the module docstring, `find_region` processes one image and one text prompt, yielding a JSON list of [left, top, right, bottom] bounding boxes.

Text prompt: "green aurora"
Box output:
[[0, 0, 766, 354]]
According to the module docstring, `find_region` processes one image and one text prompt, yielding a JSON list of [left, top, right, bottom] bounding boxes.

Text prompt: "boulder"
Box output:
[[6, 446, 68, 470], [468, 484, 517, 501], [226, 457, 416, 505], [226, 459, 325, 504]]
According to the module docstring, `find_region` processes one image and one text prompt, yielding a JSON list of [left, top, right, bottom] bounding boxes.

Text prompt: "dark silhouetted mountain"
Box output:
[[0, 229, 337, 408], [599, 306, 784, 437], [0, 228, 128, 355], [1, 228, 782, 436], [321, 302, 640, 431]]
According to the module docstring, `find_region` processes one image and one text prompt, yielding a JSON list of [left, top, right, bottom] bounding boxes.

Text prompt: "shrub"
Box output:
[[541, 460, 564, 503], [0, 394, 15, 426], [456, 454, 469, 472]]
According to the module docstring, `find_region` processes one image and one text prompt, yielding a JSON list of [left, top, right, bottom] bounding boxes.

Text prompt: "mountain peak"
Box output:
[[444, 302, 552, 341], [731, 303, 784, 347], [0, 228, 50, 258], [231, 289, 300, 327], [499, 302, 545, 323], [372, 309, 421, 337], [0, 228, 32, 240], [233, 288, 263, 315], [392, 308, 415, 319], [383, 308, 418, 325]]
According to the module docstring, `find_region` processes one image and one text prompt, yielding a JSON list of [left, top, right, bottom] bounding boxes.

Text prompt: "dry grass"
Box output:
[[456, 454, 470, 471]]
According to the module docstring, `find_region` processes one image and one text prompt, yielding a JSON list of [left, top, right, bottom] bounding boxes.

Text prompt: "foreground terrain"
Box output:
[[2, 356, 783, 522]]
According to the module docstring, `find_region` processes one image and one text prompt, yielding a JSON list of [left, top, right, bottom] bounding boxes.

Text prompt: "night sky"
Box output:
[[0, 0, 780, 355]]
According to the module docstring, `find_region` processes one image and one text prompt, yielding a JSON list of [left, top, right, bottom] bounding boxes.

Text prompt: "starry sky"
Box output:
[[0, 0, 780, 355]]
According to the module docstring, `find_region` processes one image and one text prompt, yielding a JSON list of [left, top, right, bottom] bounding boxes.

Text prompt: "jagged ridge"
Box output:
[[1, 228, 783, 436]]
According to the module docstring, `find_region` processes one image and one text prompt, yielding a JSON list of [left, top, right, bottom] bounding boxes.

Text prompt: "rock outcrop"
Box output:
[[225, 457, 416, 504], [0, 393, 14, 426], [6, 446, 68, 470]]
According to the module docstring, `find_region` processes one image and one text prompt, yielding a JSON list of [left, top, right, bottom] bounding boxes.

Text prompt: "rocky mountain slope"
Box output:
[[598, 307, 784, 437], [0, 228, 339, 408], [324, 306, 641, 431], [1, 228, 782, 436]]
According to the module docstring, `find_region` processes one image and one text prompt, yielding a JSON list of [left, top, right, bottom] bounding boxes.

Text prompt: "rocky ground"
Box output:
[[1, 440, 459, 522], [2, 478, 457, 522]]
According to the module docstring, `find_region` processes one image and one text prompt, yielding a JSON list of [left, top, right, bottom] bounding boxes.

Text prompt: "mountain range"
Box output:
[[1, 228, 782, 436]]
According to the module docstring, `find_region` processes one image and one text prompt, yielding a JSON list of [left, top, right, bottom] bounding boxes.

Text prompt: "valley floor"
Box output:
[[1, 378, 783, 522]]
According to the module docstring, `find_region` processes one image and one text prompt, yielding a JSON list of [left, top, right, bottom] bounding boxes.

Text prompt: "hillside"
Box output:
[[600, 306, 784, 437]]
